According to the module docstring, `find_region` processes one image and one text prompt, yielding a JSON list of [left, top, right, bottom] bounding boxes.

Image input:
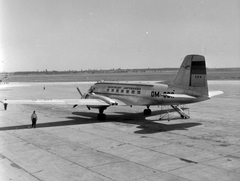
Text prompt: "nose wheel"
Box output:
[[97, 107, 107, 121], [97, 113, 106, 121]]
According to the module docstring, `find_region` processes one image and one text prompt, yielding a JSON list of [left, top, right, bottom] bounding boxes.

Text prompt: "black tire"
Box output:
[[148, 109, 152, 115], [97, 114, 106, 121], [143, 109, 152, 115]]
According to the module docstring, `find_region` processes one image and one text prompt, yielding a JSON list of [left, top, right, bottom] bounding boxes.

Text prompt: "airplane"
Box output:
[[1, 55, 223, 121]]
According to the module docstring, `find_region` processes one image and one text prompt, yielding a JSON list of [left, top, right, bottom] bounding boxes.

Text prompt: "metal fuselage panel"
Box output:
[[90, 82, 206, 106]]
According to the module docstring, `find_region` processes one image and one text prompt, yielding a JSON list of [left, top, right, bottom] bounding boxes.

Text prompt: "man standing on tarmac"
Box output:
[[31, 111, 38, 128], [3, 99, 8, 110]]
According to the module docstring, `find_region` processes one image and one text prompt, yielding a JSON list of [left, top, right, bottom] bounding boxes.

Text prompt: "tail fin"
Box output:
[[173, 55, 208, 96]]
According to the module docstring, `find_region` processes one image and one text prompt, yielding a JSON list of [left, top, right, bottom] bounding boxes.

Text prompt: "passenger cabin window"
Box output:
[[107, 89, 109, 92], [126, 90, 129, 93], [111, 89, 114, 92], [132, 90, 135, 94], [116, 89, 119, 93], [137, 91, 141, 94], [121, 90, 124, 93]]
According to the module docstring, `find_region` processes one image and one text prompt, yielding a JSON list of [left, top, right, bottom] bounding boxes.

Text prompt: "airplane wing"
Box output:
[[0, 99, 110, 106], [208, 91, 224, 98]]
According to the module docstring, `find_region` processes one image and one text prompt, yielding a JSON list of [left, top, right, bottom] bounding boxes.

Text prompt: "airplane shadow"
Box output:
[[0, 118, 98, 131], [0, 109, 202, 134], [134, 122, 202, 134]]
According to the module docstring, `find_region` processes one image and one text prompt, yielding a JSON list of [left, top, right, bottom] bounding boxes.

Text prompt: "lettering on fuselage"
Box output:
[[107, 86, 141, 90], [107, 86, 122, 89], [151, 91, 175, 98], [151, 91, 160, 97]]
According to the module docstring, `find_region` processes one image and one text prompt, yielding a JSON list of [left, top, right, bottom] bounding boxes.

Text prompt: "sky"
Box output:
[[0, 0, 239, 72]]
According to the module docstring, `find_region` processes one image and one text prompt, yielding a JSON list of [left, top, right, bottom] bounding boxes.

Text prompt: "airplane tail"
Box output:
[[173, 55, 208, 96]]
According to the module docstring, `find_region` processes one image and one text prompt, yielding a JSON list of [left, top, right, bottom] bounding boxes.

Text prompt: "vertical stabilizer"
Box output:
[[173, 55, 208, 96]]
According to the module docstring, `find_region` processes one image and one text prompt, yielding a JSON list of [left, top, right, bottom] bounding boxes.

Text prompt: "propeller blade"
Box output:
[[76, 87, 83, 97]]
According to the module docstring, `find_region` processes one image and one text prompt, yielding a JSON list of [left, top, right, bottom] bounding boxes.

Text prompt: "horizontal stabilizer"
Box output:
[[208, 91, 223, 98], [164, 94, 197, 99]]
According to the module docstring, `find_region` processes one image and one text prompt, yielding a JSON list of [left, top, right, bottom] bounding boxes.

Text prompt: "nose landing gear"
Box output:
[[97, 107, 107, 121]]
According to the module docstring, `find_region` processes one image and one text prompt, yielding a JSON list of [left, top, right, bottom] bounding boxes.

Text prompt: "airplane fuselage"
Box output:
[[87, 81, 209, 107]]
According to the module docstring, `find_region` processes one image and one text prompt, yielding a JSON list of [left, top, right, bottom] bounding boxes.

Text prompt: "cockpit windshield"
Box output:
[[88, 86, 95, 93]]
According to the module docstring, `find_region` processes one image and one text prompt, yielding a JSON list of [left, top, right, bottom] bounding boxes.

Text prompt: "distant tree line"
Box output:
[[1, 67, 240, 75]]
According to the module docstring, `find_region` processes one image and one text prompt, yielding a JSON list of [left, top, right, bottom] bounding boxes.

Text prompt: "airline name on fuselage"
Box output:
[[107, 86, 141, 90]]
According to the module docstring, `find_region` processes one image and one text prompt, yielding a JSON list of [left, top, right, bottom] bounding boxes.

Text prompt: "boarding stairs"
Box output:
[[171, 105, 190, 119]]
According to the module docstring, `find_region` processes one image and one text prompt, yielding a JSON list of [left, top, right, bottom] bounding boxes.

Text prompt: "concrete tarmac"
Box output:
[[0, 81, 240, 181]]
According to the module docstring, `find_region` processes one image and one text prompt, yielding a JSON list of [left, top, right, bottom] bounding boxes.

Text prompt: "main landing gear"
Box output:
[[143, 106, 152, 115], [97, 107, 106, 121]]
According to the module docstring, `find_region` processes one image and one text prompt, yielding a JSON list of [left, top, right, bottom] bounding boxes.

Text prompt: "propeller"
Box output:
[[76, 87, 83, 97], [73, 87, 83, 108], [73, 87, 91, 109]]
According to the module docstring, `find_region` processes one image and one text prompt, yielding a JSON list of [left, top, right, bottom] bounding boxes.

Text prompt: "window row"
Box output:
[[107, 89, 141, 95]]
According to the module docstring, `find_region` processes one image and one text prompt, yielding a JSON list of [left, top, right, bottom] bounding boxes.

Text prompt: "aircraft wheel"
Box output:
[[148, 109, 152, 115], [97, 114, 106, 121], [143, 109, 152, 115]]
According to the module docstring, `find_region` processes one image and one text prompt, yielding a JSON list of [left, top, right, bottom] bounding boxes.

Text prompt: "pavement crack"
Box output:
[[179, 158, 198, 164], [88, 160, 125, 169], [33, 169, 43, 174], [0, 153, 6, 159]]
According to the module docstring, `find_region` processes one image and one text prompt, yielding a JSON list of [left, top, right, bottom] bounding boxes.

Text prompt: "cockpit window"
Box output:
[[88, 86, 95, 93]]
